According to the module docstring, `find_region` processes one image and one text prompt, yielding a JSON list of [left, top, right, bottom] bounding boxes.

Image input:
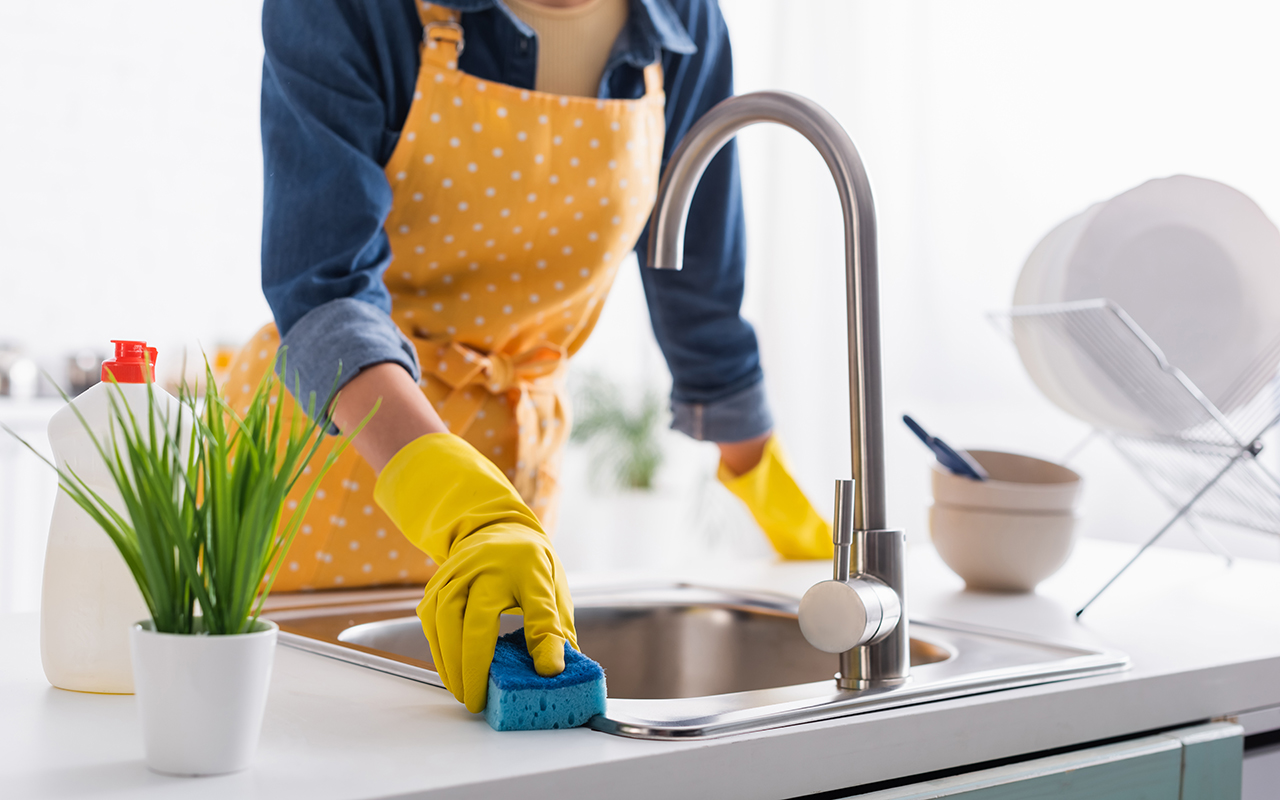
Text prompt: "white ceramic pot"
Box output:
[[929, 504, 1077, 593], [129, 618, 277, 776]]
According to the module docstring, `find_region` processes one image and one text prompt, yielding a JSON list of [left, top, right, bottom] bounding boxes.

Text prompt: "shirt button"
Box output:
[[519, 38, 529, 51]]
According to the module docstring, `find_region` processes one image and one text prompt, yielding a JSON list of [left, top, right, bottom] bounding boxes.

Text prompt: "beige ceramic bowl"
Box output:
[[929, 505, 1076, 592], [929, 450, 1082, 592], [931, 450, 1082, 512]]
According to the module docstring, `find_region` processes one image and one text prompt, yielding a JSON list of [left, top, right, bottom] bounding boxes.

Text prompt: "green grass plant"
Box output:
[[570, 372, 665, 491], [4, 355, 368, 635]]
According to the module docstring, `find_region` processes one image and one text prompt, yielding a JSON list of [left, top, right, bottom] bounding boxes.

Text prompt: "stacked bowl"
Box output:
[[929, 450, 1082, 593]]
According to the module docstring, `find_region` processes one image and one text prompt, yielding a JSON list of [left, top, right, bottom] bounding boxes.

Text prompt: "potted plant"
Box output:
[[569, 372, 691, 567], [6, 355, 360, 775], [571, 371, 666, 492]]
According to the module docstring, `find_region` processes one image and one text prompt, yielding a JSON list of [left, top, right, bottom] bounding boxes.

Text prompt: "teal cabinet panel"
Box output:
[[857, 723, 1244, 800], [1171, 723, 1244, 800], [858, 736, 1182, 800]]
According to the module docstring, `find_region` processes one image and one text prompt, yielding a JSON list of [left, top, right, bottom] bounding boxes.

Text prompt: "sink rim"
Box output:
[[266, 581, 948, 691], [592, 615, 1128, 739], [331, 586, 958, 699], [266, 583, 1129, 740], [269, 582, 862, 692]]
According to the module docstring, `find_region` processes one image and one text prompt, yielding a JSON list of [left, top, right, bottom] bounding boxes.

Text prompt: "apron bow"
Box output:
[[421, 339, 568, 498], [427, 340, 566, 393]]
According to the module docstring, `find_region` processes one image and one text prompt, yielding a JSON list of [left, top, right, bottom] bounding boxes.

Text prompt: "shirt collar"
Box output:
[[631, 0, 697, 55], [427, 0, 697, 58]]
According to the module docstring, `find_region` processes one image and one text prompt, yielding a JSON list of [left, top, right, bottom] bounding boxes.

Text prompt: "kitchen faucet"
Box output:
[[645, 91, 908, 689]]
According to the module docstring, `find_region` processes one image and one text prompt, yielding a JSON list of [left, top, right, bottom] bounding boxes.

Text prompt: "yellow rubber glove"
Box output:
[[718, 436, 835, 560], [373, 433, 577, 713]]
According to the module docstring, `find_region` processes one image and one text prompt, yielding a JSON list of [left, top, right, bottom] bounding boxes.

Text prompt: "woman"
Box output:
[[228, 0, 832, 714]]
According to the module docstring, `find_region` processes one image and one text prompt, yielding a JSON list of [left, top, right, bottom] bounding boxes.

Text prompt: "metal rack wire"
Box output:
[[999, 300, 1280, 615]]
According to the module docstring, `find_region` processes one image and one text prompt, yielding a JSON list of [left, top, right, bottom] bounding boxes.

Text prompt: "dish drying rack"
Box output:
[[996, 299, 1280, 616]]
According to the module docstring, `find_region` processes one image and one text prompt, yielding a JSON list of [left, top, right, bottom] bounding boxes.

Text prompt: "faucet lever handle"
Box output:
[[799, 575, 901, 654], [832, 479, 855, 581]]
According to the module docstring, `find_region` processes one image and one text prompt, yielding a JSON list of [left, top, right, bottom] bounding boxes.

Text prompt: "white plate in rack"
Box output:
[[1013, 175, 1280, 434]]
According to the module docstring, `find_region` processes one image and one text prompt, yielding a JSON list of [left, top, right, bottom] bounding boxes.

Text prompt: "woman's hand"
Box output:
[[717, 434, 834, 560], [373, 432, 576, 712], [417, 522, 575, 711], [334, 365, 574, 711]]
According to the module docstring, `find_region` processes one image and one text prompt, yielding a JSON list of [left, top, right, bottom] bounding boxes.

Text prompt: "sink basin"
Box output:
[[265, 584, 1127, 739]]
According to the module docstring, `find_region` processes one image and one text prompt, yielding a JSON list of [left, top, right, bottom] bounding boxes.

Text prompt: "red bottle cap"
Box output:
[[101, 340, 158, 384]]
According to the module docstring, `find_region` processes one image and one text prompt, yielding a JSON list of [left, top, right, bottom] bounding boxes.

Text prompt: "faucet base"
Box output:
[[838, 675, 910, 691], [835, 527, 910, 687]]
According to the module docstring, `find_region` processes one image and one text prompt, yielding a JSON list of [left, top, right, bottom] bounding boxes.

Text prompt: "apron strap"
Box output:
[[418, 3, 463, 70], [642, 62, 665, 98], [416, 1, 461, 27]]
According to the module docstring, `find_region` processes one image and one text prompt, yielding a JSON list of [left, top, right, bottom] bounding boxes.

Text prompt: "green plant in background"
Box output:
[[4, 356, 366, 635], [570, 371, 666, 490]]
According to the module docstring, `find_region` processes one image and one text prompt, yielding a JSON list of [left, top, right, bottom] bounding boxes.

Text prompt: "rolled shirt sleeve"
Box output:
[[260, 0, 424, 421], [277, 299, 420, 422], [635, 0, 773, 443]]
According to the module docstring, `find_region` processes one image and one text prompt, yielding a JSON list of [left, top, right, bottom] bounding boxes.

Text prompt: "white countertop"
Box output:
[[4, 537, 1280, 800]]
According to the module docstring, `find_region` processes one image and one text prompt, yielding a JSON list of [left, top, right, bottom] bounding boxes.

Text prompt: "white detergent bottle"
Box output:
[[41, 339, 177, 693]]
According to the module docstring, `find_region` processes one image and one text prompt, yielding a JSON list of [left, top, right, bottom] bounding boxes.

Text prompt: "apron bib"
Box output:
[[227, 2, 664, 591]]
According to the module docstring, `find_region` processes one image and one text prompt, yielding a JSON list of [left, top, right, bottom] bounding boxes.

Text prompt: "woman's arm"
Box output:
[[636, 0, 774, 456], [331, 363, 447, 474], [261, 0, 424, 419], [717, 433, 770, 476], [638, 2, 824, 531]]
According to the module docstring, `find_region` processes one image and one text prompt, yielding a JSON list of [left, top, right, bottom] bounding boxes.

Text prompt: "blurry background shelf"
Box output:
[[0, 399, 60, 616]]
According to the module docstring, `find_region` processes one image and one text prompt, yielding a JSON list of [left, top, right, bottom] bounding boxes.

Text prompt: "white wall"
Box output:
[[2, 0, 1279, 612], [710, 0, 1280, 562], [0, 1, 269, 375]]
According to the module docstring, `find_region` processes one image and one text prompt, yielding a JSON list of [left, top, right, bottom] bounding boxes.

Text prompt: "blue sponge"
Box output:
[[484, 629, 606, 731]]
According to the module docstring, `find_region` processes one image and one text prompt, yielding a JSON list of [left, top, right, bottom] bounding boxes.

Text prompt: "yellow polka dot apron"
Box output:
[[225, 2, 664, 591]]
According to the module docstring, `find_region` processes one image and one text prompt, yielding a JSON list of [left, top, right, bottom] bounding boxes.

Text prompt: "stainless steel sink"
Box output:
[[264, 584, 1127, 739]]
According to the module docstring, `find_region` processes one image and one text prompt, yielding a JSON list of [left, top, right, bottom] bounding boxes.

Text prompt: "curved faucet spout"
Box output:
[[646, 91, 885, 532], [645, 91, 907, 687]]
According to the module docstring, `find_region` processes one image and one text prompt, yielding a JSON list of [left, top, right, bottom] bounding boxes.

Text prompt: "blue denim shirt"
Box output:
[[261, 0, 771, 442]]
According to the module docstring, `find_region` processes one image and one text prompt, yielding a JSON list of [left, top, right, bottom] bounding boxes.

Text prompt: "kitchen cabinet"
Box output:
[[1244, 733, 1280, 799], [859, 722, 1242, 800]]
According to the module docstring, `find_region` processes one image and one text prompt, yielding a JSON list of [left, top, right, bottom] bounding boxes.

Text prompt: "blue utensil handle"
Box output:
[[902, 415, 988, 481]]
